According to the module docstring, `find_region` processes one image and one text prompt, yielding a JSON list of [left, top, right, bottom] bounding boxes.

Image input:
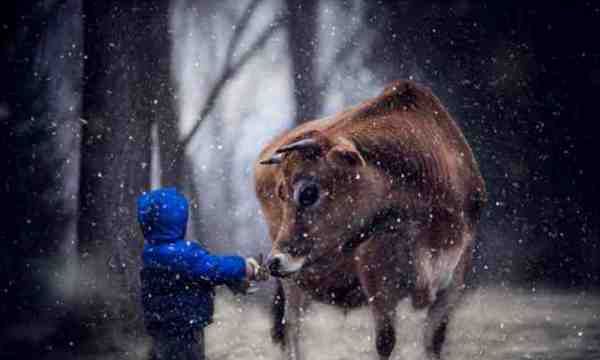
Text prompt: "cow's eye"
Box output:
[[295, 182, 320, 208]]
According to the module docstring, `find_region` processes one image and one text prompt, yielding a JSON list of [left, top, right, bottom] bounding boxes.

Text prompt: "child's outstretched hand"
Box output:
[[246, 254, 270, 282], [228, 255, 269, 295]]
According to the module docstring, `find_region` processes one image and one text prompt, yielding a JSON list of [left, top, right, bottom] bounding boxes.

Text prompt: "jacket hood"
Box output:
[[137, 187, 188, 244]]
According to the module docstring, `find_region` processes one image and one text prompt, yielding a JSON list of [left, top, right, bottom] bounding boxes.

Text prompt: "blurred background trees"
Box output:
[[2, 0, 600, 358]]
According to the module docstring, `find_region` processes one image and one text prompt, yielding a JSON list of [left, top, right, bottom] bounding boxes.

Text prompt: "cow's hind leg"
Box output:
[[423, 288, 454, 359], [412, 213, 475, 359], [423, 240, 472, 359]]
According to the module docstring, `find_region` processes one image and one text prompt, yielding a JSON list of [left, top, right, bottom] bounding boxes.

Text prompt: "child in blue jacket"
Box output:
[[137, 187, 267, 360]]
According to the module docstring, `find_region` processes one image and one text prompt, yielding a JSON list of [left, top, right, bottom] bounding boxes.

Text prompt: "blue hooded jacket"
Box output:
[[138, 187, 246, 334]]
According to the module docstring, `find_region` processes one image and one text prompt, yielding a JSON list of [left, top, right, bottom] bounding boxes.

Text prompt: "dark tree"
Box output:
[[286, 0, 320, 124], [285, 0, 376, 124], [0, 0, 83, 356], [78, 0, 169, 347]]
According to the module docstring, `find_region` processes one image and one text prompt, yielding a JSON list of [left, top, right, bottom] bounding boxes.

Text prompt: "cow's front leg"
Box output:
[[356, 236, 406, 360], [271, 280, 286, 346], [281, 280, 309, 360], [372, 303, 396, 360]]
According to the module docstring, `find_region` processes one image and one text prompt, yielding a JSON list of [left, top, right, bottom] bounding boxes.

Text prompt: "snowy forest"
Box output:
[[2, 1, 600, 359]]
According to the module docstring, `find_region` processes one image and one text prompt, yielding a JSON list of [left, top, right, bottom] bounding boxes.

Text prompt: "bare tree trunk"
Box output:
[[183, 156, 206, 241], [154, 1, 206, 244], [150, 1, 182, 189], [78, 0, 163, 347], [286, 0, 321, 124]]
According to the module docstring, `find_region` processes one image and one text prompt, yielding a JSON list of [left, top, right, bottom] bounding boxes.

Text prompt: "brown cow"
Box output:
[[254, 80, 486, 359]]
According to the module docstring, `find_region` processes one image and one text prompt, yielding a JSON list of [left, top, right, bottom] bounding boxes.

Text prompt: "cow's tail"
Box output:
[[271, 279, 286, 346]]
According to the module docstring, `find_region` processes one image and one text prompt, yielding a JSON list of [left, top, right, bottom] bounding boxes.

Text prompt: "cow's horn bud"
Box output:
[[260, 153, 284, 165], [276, 138, 320, 154]]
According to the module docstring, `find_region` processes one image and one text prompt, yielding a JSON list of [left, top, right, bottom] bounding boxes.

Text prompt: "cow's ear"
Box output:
[[326, 138, 366, 168]]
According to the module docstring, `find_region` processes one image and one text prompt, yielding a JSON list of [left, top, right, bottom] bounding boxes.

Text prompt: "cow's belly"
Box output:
[[295, 258, 368, 308]]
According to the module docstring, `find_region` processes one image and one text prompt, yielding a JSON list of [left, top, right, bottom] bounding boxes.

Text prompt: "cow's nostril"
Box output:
[[268, 257, 281, 273]]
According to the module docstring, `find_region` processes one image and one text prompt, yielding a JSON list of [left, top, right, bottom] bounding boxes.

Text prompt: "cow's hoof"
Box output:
[[271, 325, 286, 347]]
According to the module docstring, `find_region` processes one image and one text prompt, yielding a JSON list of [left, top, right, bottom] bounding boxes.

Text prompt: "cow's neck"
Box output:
[[341, 207, 401, 254]]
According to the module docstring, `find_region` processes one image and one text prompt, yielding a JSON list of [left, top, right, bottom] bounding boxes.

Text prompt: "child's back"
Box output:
[[138, 188, 248, 359]]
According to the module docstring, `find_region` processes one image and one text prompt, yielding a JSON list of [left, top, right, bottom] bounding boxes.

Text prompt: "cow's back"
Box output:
[[330, 80, 485, 222], [255, 80, 486, 232]]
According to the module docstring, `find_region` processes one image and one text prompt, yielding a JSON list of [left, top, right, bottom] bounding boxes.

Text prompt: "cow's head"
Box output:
[[257, 130, 389, 277]]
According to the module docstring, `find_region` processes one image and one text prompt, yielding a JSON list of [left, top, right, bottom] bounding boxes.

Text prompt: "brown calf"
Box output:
[[254, 80, 486, 359]]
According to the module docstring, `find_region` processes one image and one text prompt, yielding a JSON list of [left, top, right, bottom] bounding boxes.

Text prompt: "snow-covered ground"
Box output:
[[202, 286, 600, 360], [45, 286, 600, 360]]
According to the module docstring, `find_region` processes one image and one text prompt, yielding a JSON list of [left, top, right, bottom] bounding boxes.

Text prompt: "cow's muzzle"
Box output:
[[266, 252, 306, 278]]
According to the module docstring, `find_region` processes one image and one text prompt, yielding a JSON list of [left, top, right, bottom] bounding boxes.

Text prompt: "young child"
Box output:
[[137, 187, 268, 360]]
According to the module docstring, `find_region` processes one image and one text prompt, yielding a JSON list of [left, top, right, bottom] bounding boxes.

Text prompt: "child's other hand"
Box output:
[[246, 254, 270, 281]]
